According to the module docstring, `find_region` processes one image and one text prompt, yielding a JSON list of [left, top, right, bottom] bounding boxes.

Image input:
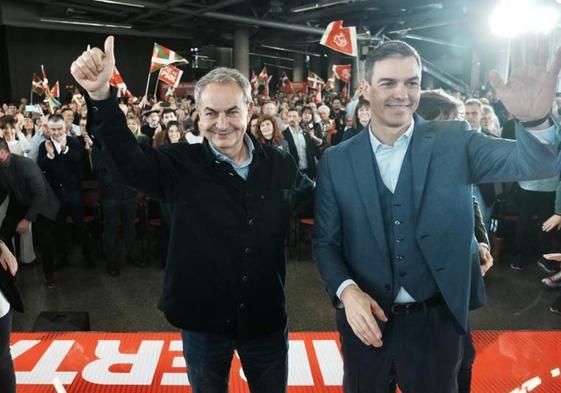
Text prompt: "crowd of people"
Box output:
[[0, 35, 560, 393]]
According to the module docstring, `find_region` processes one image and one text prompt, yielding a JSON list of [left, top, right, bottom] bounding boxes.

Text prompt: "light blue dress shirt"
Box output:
[[208, 133, 255, 181]]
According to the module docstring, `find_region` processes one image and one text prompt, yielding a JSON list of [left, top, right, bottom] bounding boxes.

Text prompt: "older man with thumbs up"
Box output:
[[71, 37, 313, 393]]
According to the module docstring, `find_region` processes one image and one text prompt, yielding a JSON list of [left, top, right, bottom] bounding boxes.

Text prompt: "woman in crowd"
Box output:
[[126, 115, 150, 145], [153, 121, 186, 148], [255, 114, 289, 151], [0, 115, 31, 157], [21, 115, 35, 141], [0, 241, 19, 393], [481, 104, 501, 137], [343, 97, 370, 141], [300, 105, 322, 140]]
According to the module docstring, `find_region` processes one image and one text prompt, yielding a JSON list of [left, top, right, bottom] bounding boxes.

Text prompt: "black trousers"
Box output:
[[0, 200, 56, 276], [337, 302, 464, 393], [55, 190, 92, 259], [0, 311, 15, 393], [102, 196, 137, 265], [514, 188, 555, 258]]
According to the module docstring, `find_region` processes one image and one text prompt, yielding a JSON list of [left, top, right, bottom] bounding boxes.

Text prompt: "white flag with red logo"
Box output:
[[332, 64, 352, 84], [158, 64, 184, 88], [320, 20, 358, 57], [307, 72, 324, 104]]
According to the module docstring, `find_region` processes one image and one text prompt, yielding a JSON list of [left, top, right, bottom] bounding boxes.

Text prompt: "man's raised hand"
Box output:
[[70, 36, 115, 100]]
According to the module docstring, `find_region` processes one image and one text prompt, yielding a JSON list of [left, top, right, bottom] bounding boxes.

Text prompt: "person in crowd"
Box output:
[[416, 88, 494, 393], [28, 116, 51, 162], [71, 36, 314, 393], [329, 96, 347, 145], [282, 108, 322, 179], [0, 115, 31, 157], [37, 114, 94, 269], [542, 253, 561, 314], [141, 109, 162, 145], [4, 104, 17, 117], [153, 121, 186, 148], [248, 114, 260, 136], [185, 115, 204, 144], [256, 114, 289, 152], [161, 108, 177, 127], [0, 239, 20, 393], [300, 105, 323, 142], [61, 107, 80, 136], [481, 104, 501, 137], [317, 104, 334, 146], [126, 115, 150, 145], [0, 138, 59, 288], [343, 97, 371, 141], [464, 98, 500, 231], [313, 39, 561, 393], [21, 115, 35, 141]]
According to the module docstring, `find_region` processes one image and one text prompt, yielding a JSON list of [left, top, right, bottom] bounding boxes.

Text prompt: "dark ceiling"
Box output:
[[2, 0, 490, 49]]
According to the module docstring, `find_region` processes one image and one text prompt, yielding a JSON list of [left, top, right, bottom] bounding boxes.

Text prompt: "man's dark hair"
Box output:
[[417, 90, 460, 121], [332, 96, 342, 103], [287, 107, 299, 114], [365, 40, 422, 84], [60, 107, 74, 115], [0, 138, 9, 151], [162, 108, 176, 116], [48, 113, 65, 123], [0, 115, 16, 129]]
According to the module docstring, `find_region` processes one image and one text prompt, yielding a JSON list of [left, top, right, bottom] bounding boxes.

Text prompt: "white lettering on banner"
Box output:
[[82, 340, 164, 385], [15, 340, 77, 384], [11, 340, 40, 360], [313, 340, 343, 386], [287, 340, 314, 386], [161, 340, 190, 386]]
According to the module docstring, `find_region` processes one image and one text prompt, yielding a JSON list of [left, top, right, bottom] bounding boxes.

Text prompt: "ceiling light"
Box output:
[[92, 0, 145, 8], [40, 18, 132, 29], [490, 0, 559, 37]]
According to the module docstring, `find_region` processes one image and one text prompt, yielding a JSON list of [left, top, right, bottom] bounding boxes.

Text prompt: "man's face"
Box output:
[[368, 56, 421, 131], [162, 111, 177, 126], [464, 104, 482, 129], [1, 125, 16, 141], [287, 110, 300, 129], [332, 99, 342, 111], [198, 82, 252, 154], [148, 113, 160, 127], [48, 120, 66, 144], [250, 118, 259, 135], [262, 103, 277, 116], [6, 105, 16, 116]]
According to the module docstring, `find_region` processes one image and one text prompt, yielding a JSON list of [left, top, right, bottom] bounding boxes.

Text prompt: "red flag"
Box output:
[[307, 72, 324, 104], [50, 81, 60, 98], [320, 20, 358, 57], [332, 64, 352, 84], [280, 72, 295, 94], [31, 73, 46, 95], [158, 64, 184, 88]]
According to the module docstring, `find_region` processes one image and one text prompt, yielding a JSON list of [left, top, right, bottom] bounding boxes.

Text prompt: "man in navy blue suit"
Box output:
[[313, 39, 561, 393]]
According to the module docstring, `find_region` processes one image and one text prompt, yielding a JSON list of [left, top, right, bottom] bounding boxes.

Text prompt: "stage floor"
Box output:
[[10, 330, 561, 392]]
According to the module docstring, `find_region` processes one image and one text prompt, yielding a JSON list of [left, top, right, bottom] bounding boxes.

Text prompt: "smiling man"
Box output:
[[70, 36, 313, 393], [313, 40, 561, 393]]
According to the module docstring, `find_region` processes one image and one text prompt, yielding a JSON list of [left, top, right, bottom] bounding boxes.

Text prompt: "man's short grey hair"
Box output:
[[317, 104, 330, 113], [194, 67, 252, 107]]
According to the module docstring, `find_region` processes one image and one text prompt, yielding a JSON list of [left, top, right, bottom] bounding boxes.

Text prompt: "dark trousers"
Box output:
[[102, 197, 137, 265], [337, 303, 464, 393], [0, 200, 55, 276], [0, 311, 16, 393], [514, 188, 555, 259], [181, 326, 288, 393], [55, 190, 91, 259], [458, 328, 476, 393]]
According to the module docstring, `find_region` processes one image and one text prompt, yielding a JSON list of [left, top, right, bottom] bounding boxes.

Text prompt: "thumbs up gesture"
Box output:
[[70, 36, 115, 100]]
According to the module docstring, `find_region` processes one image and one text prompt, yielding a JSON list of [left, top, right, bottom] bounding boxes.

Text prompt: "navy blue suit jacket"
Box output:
[[313, 116, 560, 331]]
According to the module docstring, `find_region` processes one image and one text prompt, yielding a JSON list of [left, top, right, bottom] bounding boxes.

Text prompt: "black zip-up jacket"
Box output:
[[86, 89, 314, 338]]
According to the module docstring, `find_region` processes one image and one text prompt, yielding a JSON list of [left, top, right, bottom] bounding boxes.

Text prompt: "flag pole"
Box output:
[[153, 69, 162, 100], [30, 89, 33, 105], [143, 72, 152, 101]]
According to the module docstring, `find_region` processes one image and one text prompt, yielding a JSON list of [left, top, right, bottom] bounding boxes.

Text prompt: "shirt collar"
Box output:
[[208, 133, 255, 169], [368, 119, 415, 152]]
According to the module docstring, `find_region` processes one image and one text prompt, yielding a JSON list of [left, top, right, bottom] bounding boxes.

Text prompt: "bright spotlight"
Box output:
[[490, 0, 559, 38]]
